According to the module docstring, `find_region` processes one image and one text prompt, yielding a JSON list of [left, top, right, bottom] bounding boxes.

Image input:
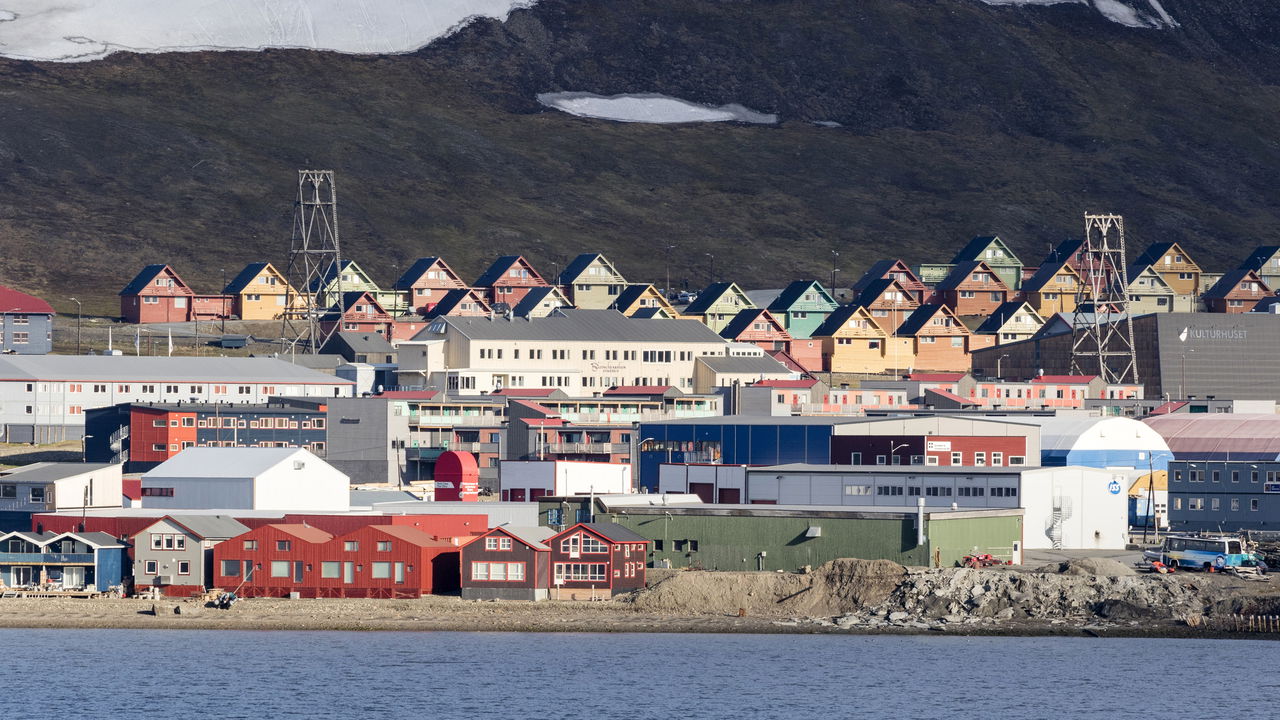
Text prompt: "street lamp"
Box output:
[[664, 246, 676, 299], [830, 268, 841, 293], [889, 441, 909, 466], [81, 434, 93, 463], [220, 268, 227, 334], [997, 353, 1010, 380], [830, 250, 840, 291], [705, 253, 715, 284], [69, 297, 82, 355]]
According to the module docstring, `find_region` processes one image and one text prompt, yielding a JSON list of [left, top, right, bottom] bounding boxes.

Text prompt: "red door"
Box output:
[[717, 488, 741, 504], [688, 483, 714, 504]]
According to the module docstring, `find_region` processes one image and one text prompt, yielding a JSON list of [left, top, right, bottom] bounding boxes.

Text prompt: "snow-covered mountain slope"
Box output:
[[0, 0, 537, 61], [977, 0, 1177, 28]]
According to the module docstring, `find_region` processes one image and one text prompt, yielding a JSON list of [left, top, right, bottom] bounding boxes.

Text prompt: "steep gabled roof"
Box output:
[[934, 261, 1008, 292], [1204, 268, 1270, 299], [120, 264, 190, 296], [684, 282, 754, 315], [719, 308, 788, 340], [393, 257, 465, 290], [972, 301, 1042, 334], [767, 280, 837, 312], [513, 286, 572, 317], [556, 253, 623, 286], [1134, 242, 1198, 271], [265, 523, 334, 544], [424, 288, 491, 318], [145, 514, 250, 541], [851, 276, 919, 308], [1020, 259, 1078, 293], [811, 303, 883, 338], [562, 522, 648, 544], [1239, 246, 1280, 272], [308, 259, 378, 294], [632, 306, 673, 318], [322, 291, 389, 320], [897, 304, 966, 336], [474, 255, 546, 287], [852, 260, 926, 294], [223, 262, 271, 294], [1041, 237, 1085, 267], [951, 235, 1020, 265]]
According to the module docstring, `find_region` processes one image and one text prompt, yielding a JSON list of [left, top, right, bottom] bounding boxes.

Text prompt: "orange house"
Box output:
[[1018, 261, 1081, 316], [394, 257, 469, 316], [931, 261, 1010, 317], [896, 304, 974, 372]]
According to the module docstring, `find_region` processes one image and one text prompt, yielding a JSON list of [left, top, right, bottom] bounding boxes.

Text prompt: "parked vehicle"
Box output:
[[1144, 534, 1267, 572]]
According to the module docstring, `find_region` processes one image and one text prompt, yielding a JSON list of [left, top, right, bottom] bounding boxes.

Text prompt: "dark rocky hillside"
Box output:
[[2, 0, 1280, 314]]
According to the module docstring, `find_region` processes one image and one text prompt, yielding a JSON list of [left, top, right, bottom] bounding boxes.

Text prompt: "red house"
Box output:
[[319, 291, 393, 338], [931, 261, 1010, 317], [548, 522, 649, 600], [718, 308, 823, 371], [460, 525, 554, 601], [393, 257, 470, 315], [213, 523, 463, 598], [1203, 269, 1272, 313], [119, 264, 196, 324], [473, 255, 550, 307]]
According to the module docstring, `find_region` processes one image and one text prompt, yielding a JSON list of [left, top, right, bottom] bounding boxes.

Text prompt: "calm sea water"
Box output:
[[0, 630, 1274, 719]]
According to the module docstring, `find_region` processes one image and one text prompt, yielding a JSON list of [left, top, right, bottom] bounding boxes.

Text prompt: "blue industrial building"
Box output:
[[1167, 460, 1280, 532], [636, 417, 866, 491], [1012, 416, 1173, 471]]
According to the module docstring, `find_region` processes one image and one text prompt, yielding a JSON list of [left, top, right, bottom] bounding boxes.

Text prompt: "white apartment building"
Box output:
[[413, 310, 740, 395], [0, 356, 354, 442]]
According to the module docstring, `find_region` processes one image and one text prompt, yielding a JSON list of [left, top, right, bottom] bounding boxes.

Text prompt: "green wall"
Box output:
[[925, 514, 1024, 567]]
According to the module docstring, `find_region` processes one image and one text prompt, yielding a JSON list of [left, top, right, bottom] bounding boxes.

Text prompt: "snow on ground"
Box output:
[[976, 0, 1177, 28], [0, 0, 537, 62], [537, 92, 778, 125]]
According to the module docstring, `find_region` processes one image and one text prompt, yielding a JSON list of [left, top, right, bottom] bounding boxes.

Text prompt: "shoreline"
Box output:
[[0, 597, 1272, 639]]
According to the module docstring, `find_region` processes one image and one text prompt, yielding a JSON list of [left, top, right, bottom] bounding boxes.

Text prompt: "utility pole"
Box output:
[[69, 297, 82, 354], [705, 252, 715, 285], [220, 267, 227, 335]]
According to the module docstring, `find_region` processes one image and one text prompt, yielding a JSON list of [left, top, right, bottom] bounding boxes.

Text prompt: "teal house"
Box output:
[[767, 281, 839, 339]]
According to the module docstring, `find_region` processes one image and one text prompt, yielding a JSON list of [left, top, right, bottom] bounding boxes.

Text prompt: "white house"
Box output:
[[498, 460, 632, 501], [0, 462, 123, 513], [141, 447, 350, 512]]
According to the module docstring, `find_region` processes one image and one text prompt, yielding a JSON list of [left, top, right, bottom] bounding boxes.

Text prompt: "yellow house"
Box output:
[[1133, 242, 1202, 297], [610, 284, 680, 318], [1018, 261, 1080, 316], [811, 304, 901, 373], [223, 262, 301, 320]]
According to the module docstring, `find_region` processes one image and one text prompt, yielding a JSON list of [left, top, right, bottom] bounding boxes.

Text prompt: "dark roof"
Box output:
[[972, 301, 1034, 334], [120, 264, 174, 296], [951, 236, 1014, 264], [556, 253, 603, 285], [1204, 268, 1265, 299], [896, 304, 949, 336], [321, 332, 395, 355], [851, 260, 897, 294], [1019, 260, 1070, 293], [934, 261, 1004, 291], [307, 260, 360, 293], [1239, 246, 1280, 272], [474, 256, 525, 287], [223, 262, 271, 294], [1133, 242, 1177, 268], [811, 304, 863, 338], [393, 257, 442, 290], [1042, 237, 1085, 267], [0, 285, 55, 315], [631, 307, 669, 319], [683, 282, 738, 315], [610, 284, 652, 311], [851, 277, 896, 307], [767, 280, 834, 312], [719, 308, 772, 339], [513, 286, 567, 317], [425, 288, 488, 318], [575, 522, 648, 543], [320, 291, 386, 320]]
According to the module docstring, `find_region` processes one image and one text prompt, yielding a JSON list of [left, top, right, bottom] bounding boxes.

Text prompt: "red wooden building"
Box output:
[[547, 522, 649, 600], [718, 308, 821, 372], [212, 522, 465, 598], [473, 255, 550, 307], [319, 291, 393, 338], [460, 525, 553, 601], [930, 261, 1011, 317], [119, 264, 197, 324], [393, 257, 470, 315]]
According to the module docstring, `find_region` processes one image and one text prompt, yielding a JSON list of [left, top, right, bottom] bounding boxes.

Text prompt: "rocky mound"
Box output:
[[1034, 557, 1138, 577]]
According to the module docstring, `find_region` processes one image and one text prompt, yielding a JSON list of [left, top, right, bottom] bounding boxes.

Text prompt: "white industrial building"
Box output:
[[1006, 415, 1174, 470], [0, 356, 354, 443], [141, 447, 350, 512], [0, 462, 123, 511], [659, 462, 1129, 550], [498, 460, 633, 501]]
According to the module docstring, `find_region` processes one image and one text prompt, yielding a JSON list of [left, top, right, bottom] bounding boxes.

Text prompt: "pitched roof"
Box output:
[[852, 260, 924, 293], [483, 524, 554, 550], [0, 355, 352, 384], [1020, 259, 1074, 293], [610, 284, 655, 311], [393, 257, 463, 290], [322, 332, 395, 354], [437, 309, 726, 343], [896, 304, 961, 336], [719, 308, 785, 340], [766, 349, 806, 373], [572, 522, 648, 543], [143, 447, 327, 479], [811, 304, 880, 338], [1042, 237, 1085, 267], [223, 262, 278, 294], [120, 264, 186, 296], [925, 387, 974, 406], [951, 235, 1019, 264], [266, 523, 334, 544], [934, 261, 1007, 292], [0, 462, 116, 483], [1239, 246, 1280, 272], [512, 286, 571, 317], [425, 288, 491, 318], [308, 260, 375, 293], [972, 301, 1041, 334], [1133, 242, 1186, 268], [557, 253, 622, 286], [1204, 268, 1269, 299], [378, 390, 440, 400], [0, 286, 54, 315], [474, 255, 545, 287], [767, 280, 836, 312], [683, 282, 752, 315], [147, 514, 251, 540], [492, 388, 560, 397], [631, 306, 671, 319], [366, 524, 455, 547]]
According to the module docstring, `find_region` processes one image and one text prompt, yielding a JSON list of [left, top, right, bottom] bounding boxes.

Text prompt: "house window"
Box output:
[[276, 540, 292, 551], [321, 562, 341, 579], [553, 563, 608, 582], [377, 541, 392, 552], [950, 451, 962, 465], [151, 534, 164, 550], [484, 537, 513, 551], [371, 562, 391, 579], [243, 540, 258, 551], [270, 561, 290, 577], [1252, 499, 1260, 511], [344, 541, 358, 551], [1231, 498, 1240, 512], [178, 561, 191, 576], [1189, 498, 1204, 511], [144, 561, 158, 575], [580, 535, 609, 554], [221, 560, 240, 577]]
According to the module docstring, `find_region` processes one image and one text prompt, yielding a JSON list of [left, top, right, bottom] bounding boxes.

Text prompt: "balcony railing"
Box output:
[[412, 415, 503, 427], [0, 552, 94, 564], [544, 442, 615, 455]]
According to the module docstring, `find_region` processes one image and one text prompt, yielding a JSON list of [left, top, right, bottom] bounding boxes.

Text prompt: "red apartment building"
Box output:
[[547, 522, 650, 600]]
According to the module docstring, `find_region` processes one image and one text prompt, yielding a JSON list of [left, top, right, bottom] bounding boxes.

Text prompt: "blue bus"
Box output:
[[1150, 535, 1264, 571]]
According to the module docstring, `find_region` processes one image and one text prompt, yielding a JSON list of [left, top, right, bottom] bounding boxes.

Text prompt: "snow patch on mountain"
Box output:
[[0, 0, 538, 62], [976, 0, 1177, 28], [537, 92, 778, 125]]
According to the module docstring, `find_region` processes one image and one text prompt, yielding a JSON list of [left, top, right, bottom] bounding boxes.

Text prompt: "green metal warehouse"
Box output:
[[538, 496, 1023, 571]]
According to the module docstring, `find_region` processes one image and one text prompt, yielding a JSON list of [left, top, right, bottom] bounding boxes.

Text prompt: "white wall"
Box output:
[[500, 460, 632, 497], [1019, 467, 1129, 550], [252, 457, 350, 512], [53, 464, 124, 510]]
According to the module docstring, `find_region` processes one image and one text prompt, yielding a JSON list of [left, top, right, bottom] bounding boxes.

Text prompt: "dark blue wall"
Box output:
[[637, 422, 837, 491]]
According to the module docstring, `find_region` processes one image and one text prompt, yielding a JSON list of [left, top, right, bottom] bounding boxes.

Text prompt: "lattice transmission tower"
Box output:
[[1070, 213, 1139, 384], [281, 170, 344, 354]]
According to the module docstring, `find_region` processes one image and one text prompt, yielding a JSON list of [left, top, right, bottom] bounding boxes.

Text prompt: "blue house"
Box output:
[[636, 417, 867, 491], [0, 285, 55, 355], [0, 531, 125, 592], [766, 281, 839, 339]]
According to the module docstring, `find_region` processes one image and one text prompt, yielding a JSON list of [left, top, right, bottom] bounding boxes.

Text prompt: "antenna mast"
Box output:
[[281, 170, 344, 354], [1070, 213, 1139, 384]]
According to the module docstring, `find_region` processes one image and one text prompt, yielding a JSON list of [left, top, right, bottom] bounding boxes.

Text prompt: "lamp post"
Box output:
[[705, 253, 715, 284], [830, 250, 840, 291], [889, 441, 909, 466], [997, 353, 1010, 380], [830, 268, 841, 293], [220, 268, 227, 334], [81, 434, 93, 463], [664, 245, 676, 299], [69, 297, 82, 355]]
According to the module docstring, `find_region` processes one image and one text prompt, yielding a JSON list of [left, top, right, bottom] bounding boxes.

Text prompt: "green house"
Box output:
[[309, 259, 401, 313], [917, 235, 1024, 290], [683, 282, 756, 333], [766, 280, 839, 339]]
